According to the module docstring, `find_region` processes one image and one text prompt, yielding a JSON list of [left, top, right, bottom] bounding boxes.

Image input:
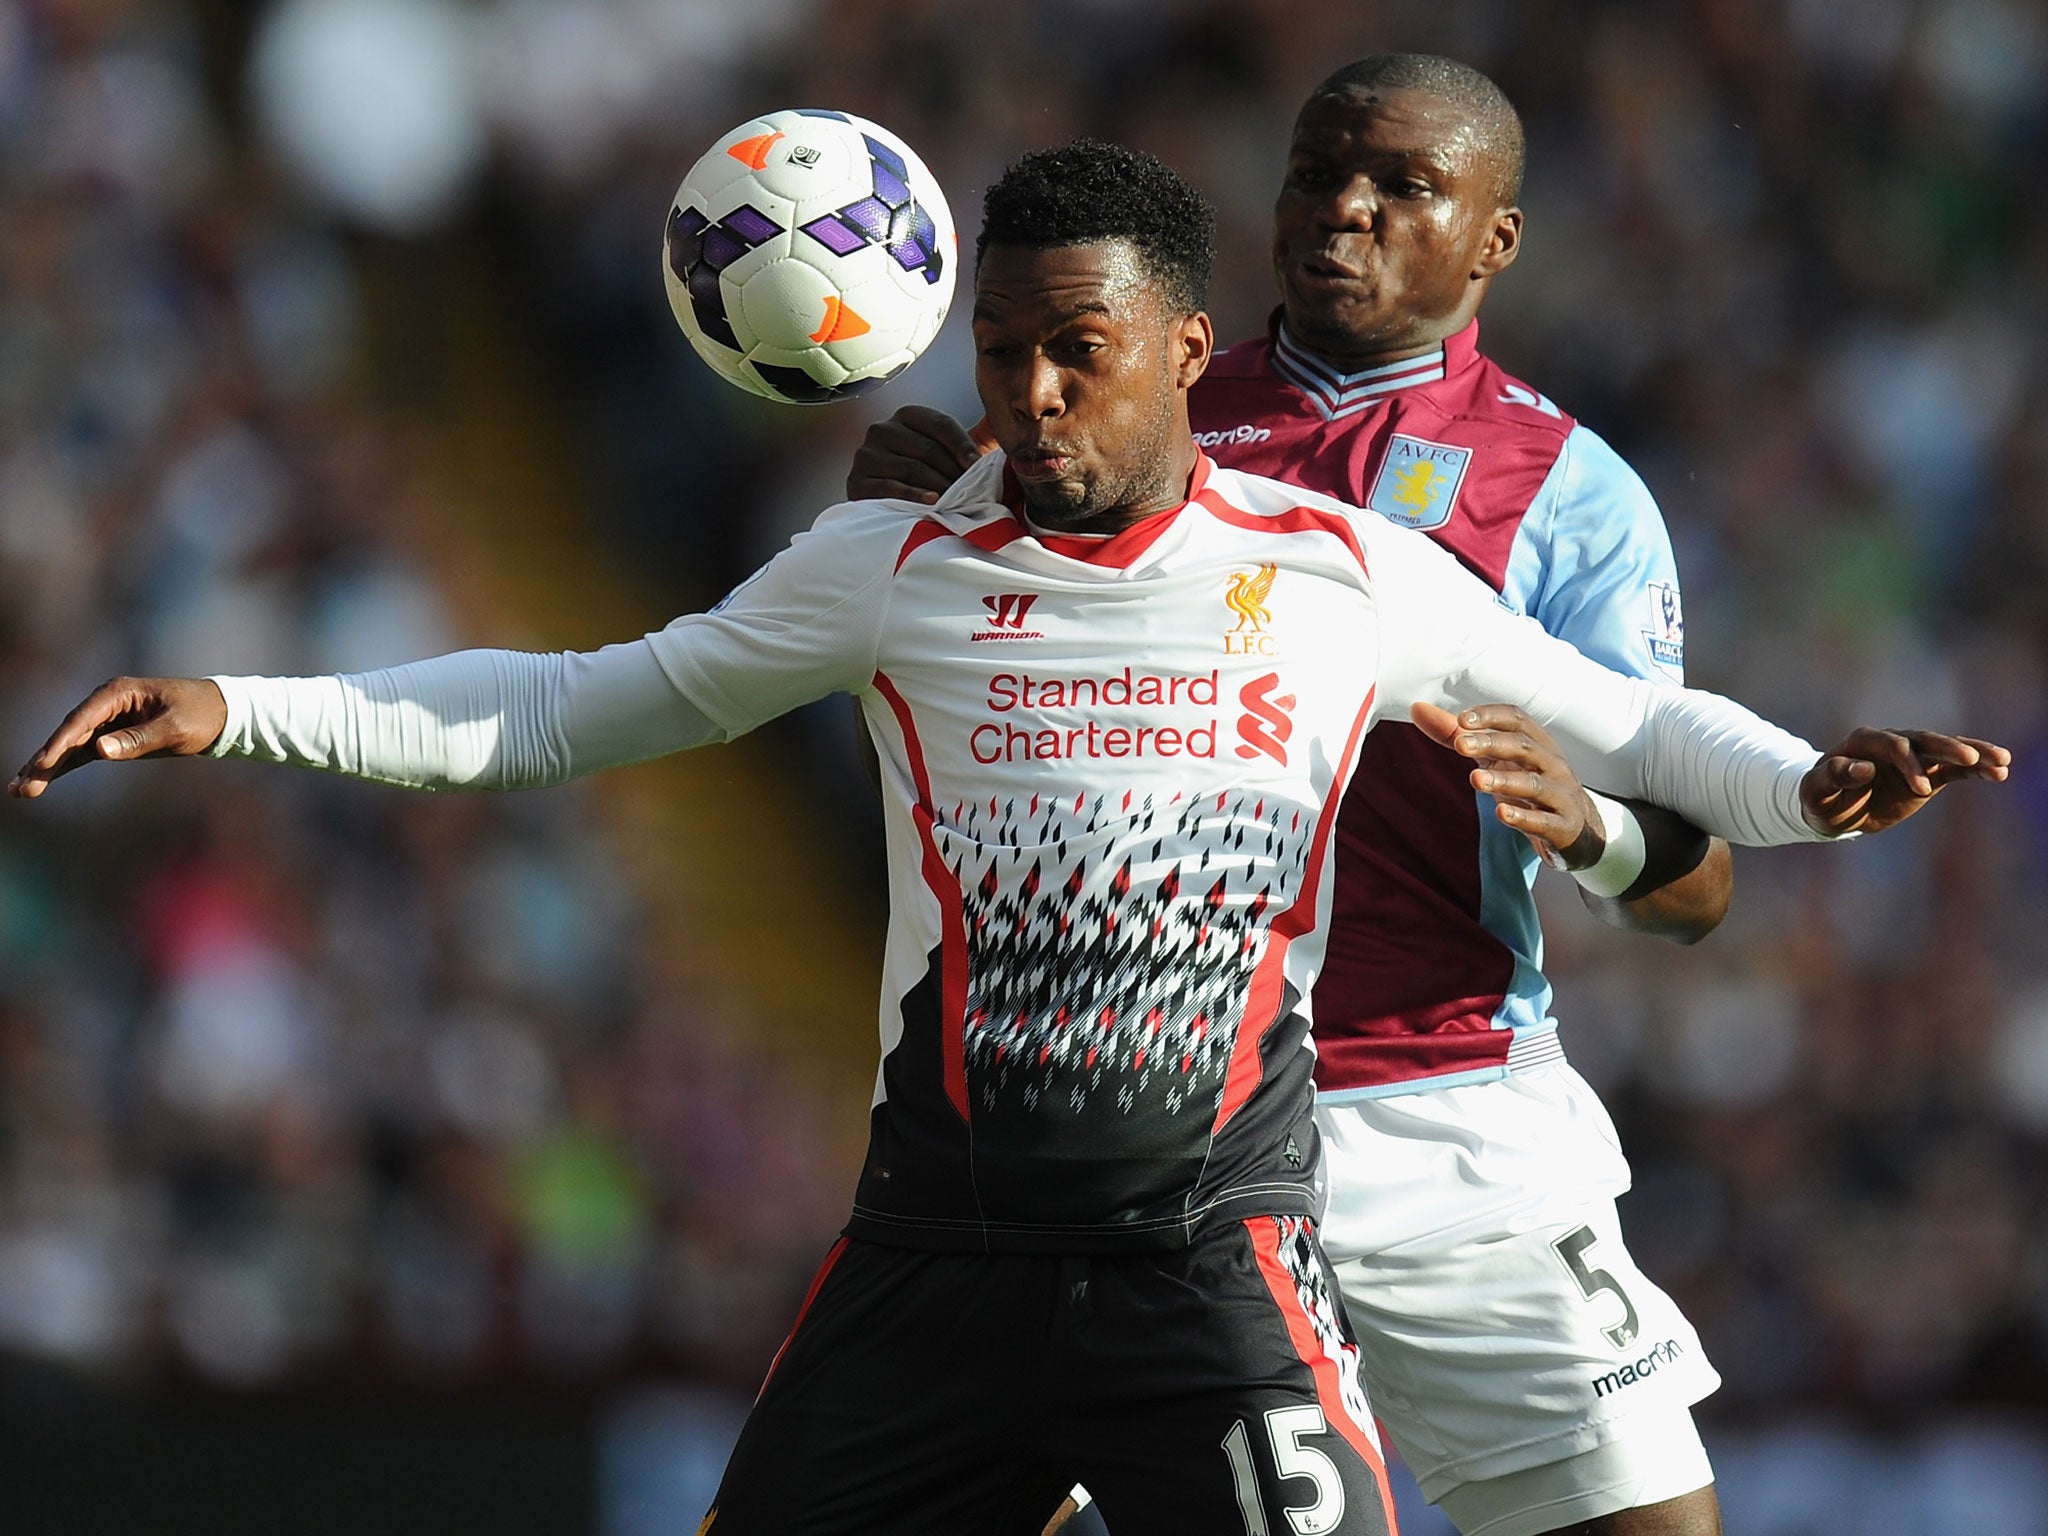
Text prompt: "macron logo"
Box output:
[[972, 593, 1044, 642], [1194, 424, 1273, 449], [1591, 1338, 1684, 1398]]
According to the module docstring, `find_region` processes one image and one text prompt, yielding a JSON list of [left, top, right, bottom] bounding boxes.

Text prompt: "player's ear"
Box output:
[[1474, 207, 1522, 279], [1173, 310, 1214, 389]]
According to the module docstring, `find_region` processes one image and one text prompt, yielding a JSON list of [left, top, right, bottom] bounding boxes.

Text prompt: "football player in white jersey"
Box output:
[[849, 55, 1980, 1536], [11, 140, 2008, 1536]]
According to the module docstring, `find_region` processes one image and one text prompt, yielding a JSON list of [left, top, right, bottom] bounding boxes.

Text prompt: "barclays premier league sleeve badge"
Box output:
[[1366, 435, 1471, 530], [1644, 581, 1685, 670]]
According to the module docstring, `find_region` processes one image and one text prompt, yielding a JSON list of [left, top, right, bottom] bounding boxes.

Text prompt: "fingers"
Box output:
[[9, 679, 140, 796], [1798, 724, 2013, 837], [9, 676, 222, 800], [1491, 800, 1579, 860], [891, 406, 984, 468], [846, 407, 979, 502], [1414, 703, 1601, 870], [1798, 755, 1877, 834], [1909, 732, 2012, 786], [1409, 701, 1461, 748]]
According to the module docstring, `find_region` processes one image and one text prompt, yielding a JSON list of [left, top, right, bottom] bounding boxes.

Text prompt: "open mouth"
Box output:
[[1010, 448, 1077, 479], [1294, 251, 1366, 284]]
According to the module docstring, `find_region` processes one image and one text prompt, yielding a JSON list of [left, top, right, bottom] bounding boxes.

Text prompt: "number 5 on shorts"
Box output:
[[1222, 1407, 1345, 1536], [1553, 1224, 1640, 1349]]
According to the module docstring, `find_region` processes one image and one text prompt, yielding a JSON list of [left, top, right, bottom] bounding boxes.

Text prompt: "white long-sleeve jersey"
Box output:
[[211, 451, 1825, 1252]]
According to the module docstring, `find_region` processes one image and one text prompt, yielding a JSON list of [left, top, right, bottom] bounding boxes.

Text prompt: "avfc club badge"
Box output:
[[1367, 435, 1471, 530], [1644, 581, 1685, 671]]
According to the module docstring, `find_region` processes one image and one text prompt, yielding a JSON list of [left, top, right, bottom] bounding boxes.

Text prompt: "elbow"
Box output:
[[1658, 838, 1735, 945]]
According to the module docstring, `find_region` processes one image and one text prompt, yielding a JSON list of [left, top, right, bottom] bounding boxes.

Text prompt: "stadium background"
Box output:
[[0, 0, 2044, 1531]]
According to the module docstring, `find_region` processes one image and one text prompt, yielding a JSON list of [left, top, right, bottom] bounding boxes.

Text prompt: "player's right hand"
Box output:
[[1799, 726, 2011, 836], [8, 676, 228, 799], [846, 405, 991, 503]]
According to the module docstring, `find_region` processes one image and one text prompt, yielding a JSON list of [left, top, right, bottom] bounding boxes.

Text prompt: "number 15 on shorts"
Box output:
[[1223, 1407, 1344, 1536]]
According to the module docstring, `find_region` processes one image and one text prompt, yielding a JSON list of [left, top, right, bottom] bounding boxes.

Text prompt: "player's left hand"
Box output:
[[1412, 701, 1605, 870], [1800, 727, 2011, 836]]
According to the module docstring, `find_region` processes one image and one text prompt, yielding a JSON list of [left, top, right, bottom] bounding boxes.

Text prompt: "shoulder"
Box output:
[[824, 454, 1017, 572], [1200, 463, 1471, 589], [1433, 350, 1579, 449], [1547, 424, 1665, 533]]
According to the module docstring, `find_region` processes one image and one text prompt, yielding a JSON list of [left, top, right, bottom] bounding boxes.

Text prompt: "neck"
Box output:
[[1280, 300, 1479, 372]]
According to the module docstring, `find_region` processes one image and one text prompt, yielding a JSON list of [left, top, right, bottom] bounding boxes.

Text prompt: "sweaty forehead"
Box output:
[[1292, 87, 1484, 170], [973, 240, 1154, 321]]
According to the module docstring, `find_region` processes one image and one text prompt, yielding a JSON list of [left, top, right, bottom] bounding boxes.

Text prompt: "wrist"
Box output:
[[1572, 791, 1648, 898]]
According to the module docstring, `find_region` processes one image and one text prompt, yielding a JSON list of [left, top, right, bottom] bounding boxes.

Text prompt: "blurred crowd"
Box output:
[[0, 0, 2045, 1509], [0, 0, 853, 1398]]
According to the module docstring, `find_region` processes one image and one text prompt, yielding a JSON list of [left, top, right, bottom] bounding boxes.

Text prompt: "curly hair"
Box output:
[[976, 139, 1214, 314]]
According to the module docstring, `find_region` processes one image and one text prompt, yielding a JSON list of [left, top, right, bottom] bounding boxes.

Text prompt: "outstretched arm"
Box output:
[[10, 642, 723, 799], [12, 498, 909, 802], [1372, 524, 2009, 846]]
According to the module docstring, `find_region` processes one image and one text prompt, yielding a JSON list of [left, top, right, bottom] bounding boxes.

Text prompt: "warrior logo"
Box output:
[[973, 593, 1044, 641]]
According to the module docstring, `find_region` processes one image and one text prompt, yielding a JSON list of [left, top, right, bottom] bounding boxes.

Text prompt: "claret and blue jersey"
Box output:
[[1193, 317, 1688, 1100]]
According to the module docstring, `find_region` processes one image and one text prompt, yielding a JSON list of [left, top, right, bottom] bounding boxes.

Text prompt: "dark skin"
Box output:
[[971, 240, 1213, 532], [1269, 83, 1519, 364], [852, 85, 1732, 943]]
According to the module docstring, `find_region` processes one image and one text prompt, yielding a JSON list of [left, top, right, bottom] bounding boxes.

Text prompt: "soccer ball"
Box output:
[[663, 109, 957, 405]]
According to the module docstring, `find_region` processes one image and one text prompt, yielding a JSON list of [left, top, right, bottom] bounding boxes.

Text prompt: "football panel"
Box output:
[[736, 256, 848, 356], [812, 274, 927, 372], [739, 113, 866, 205]]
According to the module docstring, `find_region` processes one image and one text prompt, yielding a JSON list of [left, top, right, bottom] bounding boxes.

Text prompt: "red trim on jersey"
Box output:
[[1213, 683, 1377, 1132], [991, 454, 1216, 569], [962, 519, 1026, 556], [1248, 1218, 1397, 1523], [894, 517, 1026, 572], [756, 1236, 848, 1400], [873, 672, 970, 1123], [1193, 488, 1370, 574], [894, 519, 953, 572]]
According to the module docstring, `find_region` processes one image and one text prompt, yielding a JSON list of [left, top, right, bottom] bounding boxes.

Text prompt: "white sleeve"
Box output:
[[210, 640, 723, 790], [640, 497, 904, 738], [1368, 520, 1825, 847], [207, 497, 912, 790]]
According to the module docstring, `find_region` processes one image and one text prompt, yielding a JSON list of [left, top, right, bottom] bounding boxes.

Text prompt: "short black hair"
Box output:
[[977, 139, 1214, 315], [1307, 54, 1525, 206]]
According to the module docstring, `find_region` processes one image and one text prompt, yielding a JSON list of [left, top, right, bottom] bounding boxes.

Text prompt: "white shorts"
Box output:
[[1316, 1064, 1719, 1530]]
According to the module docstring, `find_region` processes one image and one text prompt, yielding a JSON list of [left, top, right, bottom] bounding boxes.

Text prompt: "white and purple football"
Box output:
[[664, 109, 957, 404]]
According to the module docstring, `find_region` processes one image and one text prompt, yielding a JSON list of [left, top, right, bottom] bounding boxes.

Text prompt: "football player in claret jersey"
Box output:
[[12, 142, 2008, 1536], [843, 55, 1952, 1536]]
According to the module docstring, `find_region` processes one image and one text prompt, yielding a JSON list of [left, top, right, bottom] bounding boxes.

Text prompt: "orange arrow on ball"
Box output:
[[726, 131, 785, 170], [811, 295, 871, 344]]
